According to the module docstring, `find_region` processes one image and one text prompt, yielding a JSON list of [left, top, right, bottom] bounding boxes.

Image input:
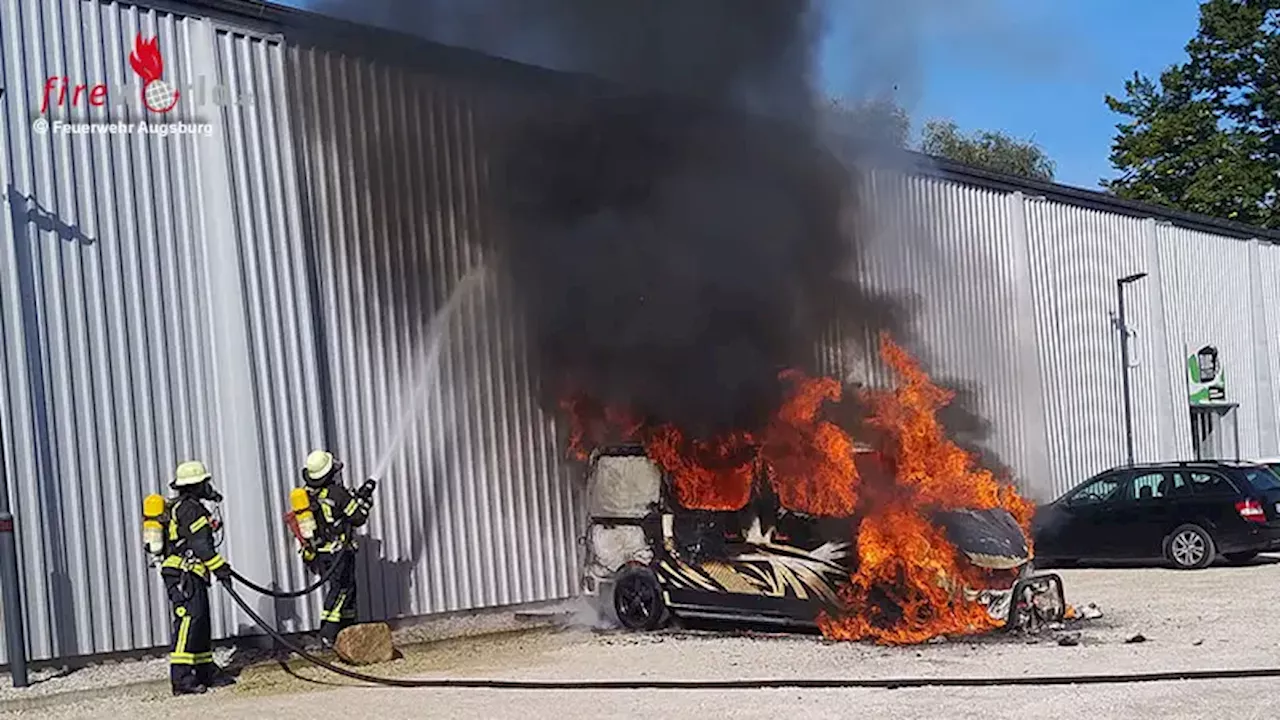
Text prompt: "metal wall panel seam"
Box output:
[[1018, 198, 1070, 497], [276, 46, 320, 627], [330, 54, 369, 615], [222, 29, 329, 618], [52, 0, 99, 655], [260, 34, 323, 616], [188, 14, 277, 639], [0, 0, 43, 661], [1141, 218, 1180, 460], [1155, 227, 1192, 458], [217, 30, 287, 610], [1006, 192, 1053, 501], [29, 0, 90, 659], [378, 62, 411, 620], [1248, 241, 1277, 454], [361, 59, 396, 621], [12, 0, 75, 661], [55, 0, 108, 654], [1261, 243, 1280, 455], [239, 30, 298, 582], [286, 45, 338, 630]]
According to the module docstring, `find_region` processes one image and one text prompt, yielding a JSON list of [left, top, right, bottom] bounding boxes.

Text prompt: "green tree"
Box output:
[[920, 119, 1056, 182], [1105, 0, 1280, 228]]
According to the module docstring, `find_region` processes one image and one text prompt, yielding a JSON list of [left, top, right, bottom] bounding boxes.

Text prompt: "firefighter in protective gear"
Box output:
[[161, 460, 236, 695], [301, 450, 372, 646]]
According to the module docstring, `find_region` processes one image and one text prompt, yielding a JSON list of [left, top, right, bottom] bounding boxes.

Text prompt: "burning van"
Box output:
[[580, 443, 1066, 640]]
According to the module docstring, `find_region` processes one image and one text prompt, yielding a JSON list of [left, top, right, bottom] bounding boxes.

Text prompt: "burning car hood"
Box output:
[[933, 508, 1029, 570]]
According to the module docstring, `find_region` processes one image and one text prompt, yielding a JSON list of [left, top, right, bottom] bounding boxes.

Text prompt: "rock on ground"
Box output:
[[334, 623, 396, 666]]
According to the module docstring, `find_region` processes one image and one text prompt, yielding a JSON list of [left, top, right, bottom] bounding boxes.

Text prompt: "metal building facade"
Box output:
[[846, 171, 1280, 502], [0, 0, 583, 663], [1, 0, 1278, 666]]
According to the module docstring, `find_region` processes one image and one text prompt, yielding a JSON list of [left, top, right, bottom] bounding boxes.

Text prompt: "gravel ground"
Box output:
[[6, 558, 1280, 718]]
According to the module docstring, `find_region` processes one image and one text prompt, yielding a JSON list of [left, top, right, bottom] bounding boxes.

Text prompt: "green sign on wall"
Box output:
[[1187, 345, 1226, 405]]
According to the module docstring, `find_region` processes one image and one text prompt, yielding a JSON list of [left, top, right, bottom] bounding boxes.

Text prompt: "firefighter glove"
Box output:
[[213, 564, 232, 583]]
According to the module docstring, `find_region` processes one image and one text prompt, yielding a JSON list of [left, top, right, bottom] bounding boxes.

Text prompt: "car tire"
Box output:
[[1224, 551, 1259, 565], [612, 566, 668, 631], [1164, 524, 1216, 570]]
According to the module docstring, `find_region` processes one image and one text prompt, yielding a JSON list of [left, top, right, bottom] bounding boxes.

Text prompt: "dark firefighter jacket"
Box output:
[[161, 496, 227, 580], [312, 484, 369, 554]]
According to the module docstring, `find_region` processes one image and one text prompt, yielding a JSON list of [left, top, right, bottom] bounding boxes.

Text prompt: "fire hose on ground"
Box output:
[[219, 577, 1280, 690]]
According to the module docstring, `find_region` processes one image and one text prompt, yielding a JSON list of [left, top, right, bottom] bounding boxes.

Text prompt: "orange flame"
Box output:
[[129, 34, 165, 82], [647, 426, 755, 511], [818, 503, 1003, 644], [865, 336, 1034, 528], [558, 332, 1033, 644], [759, 370, 859, 517]]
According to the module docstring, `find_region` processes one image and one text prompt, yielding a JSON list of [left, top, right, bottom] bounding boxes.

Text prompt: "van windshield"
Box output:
[[1242, 466, 1280, 493]]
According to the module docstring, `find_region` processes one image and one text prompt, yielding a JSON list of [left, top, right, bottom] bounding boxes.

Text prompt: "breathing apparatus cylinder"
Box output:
[[289, 487, 316, 541], [142, 494, 167, 557]]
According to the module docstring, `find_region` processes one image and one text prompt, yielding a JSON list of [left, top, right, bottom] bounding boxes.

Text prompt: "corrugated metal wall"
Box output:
[[1023, 200, 1173, 497], [845, 172, 1278, 501], [3, 0, 1280, 667], [207, 22, 330, 634], [851, 171, 1053, 500], [1257, 242, 1280, 455], [0, 0, 585, 665], [0, 1, 224, 662], [285, 45, 581, 622], [1158, 226, 1264, 459]]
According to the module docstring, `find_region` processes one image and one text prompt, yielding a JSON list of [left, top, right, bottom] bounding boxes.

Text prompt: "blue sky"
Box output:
[[820, 1, 1203, 189], [293, 0, 1203, 191]]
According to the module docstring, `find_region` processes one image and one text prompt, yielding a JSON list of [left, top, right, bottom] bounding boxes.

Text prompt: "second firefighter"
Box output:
[[299, 450, 374, 646]]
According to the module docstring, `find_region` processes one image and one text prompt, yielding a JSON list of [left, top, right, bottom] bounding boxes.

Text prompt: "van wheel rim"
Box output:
[[1172, 531, 1206, 566], [616, 576, 657, 624]]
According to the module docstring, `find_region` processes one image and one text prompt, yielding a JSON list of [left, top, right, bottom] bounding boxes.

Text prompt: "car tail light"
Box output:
[[1236, 498, 1267, 523]]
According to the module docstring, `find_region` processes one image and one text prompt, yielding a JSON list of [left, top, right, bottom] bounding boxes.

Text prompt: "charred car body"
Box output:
[[581, 444, 1066, 635]]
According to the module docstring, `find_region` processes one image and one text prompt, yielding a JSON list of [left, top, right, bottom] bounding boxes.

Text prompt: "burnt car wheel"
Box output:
[[1165, 524, 1215, 570], [612, 567, 667, 631]]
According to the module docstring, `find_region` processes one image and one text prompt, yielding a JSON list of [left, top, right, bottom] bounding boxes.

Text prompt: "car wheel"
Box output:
[[612, 567, 667, 631], [1224, 551, 1259, 565], [1164, 524, 1215, 569]]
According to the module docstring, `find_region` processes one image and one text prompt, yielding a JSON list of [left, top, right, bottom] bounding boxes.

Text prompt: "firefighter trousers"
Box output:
[[310, 550, 357, 642], [163, 571, 216, 691]]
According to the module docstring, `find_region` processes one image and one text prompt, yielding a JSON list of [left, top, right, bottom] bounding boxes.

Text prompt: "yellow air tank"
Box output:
[[290, 487, 316, 541], [142, 494, 167, 556]]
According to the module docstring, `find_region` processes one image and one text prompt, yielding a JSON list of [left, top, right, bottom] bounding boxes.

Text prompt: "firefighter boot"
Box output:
[[199, 665, 237, 689], [170, 665, 207, 696]]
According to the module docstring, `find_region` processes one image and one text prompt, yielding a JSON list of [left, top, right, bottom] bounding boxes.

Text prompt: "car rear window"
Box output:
[[1242, 466, 1280, 493]]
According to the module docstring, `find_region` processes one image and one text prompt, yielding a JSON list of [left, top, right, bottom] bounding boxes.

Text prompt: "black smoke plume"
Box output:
[[307, 0, 908, 439]]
